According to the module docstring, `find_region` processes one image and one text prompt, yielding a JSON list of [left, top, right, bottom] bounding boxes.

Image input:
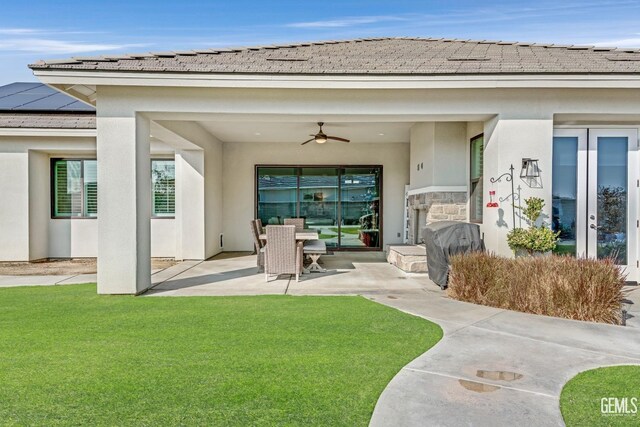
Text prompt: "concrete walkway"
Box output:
[[368, 288, 640, 426], [0, 268, 170, 288]]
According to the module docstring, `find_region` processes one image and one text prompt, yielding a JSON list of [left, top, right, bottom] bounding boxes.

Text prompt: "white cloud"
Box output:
[[592, 36, 640, 48], [0, 28, 42, 35], [0, 38, 148, 54], [0, 28, 101, 35], [287, 15, 405, 29]]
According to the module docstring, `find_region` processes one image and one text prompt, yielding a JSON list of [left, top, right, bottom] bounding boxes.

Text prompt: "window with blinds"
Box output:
[[152, 160, 176, 217], [52, 159, 175, 218], [52, 159, 92, 218], [470, 134, 484, 223]]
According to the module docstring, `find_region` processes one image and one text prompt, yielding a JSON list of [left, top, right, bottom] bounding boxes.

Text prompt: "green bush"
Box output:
[[448, 252, 625, 324], [507, 197, 559, 255]]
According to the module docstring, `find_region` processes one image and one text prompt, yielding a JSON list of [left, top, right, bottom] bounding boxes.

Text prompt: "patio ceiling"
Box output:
[[197, 120, 412, 144]]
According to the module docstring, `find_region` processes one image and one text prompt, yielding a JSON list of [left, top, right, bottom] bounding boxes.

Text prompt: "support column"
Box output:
[[0, 152, 29, 260], [175, 149, 205, 260], [97, 113, 151, 294]]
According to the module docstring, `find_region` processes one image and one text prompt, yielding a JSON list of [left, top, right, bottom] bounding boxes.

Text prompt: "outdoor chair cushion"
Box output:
[[303, 240, 327, 254]]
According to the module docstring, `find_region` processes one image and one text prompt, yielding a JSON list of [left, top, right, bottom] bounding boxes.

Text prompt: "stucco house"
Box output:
[[1, 37, 640, 293]]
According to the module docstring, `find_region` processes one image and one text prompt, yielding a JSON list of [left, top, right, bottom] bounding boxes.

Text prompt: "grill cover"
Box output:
[[423, 221, 484, 288]]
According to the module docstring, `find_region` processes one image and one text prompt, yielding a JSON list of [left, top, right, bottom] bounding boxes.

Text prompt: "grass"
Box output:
[[448, 252, 625, 324], [553, 244, 577, 256], [0, 284, 442, 426], [561, 366, 640, 426], [329, 227, 361, 235]]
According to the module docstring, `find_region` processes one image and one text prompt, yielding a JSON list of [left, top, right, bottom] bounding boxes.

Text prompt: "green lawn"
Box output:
[[560, 365, 640, 426], [0, 284, 441, 426], [329, 227, 361, 235]]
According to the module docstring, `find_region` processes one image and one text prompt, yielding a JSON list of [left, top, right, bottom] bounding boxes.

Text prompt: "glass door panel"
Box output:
[[340, 167, 381, 248], [551, 136, 579, 256], [596, 137, 628, 263], [299, 168, 339, 248], [587, 130, 637, 280], [256, 167, 297, 225]]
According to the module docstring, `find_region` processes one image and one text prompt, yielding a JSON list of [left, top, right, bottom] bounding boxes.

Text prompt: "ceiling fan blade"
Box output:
[[301, 138, 315, 145], [326, 136, 350, 143]]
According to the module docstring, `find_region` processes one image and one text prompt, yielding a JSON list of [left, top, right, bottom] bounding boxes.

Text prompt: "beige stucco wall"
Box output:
[[409, 122, 467, 191], [158, 120, 224, 260], [0, 134, 178, 261], [0, 152, 29, 260], [46, 219, 175, 258], [222, 141, 410, 251], [480, 117, 555, 255], [205, 136, 223, 258]]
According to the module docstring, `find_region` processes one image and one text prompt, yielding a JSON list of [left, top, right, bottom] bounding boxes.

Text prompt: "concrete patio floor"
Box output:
[[146, 251, 425, 297]]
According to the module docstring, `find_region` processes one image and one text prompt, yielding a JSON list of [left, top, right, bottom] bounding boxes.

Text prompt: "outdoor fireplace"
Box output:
[[406, 190, 468, 245]]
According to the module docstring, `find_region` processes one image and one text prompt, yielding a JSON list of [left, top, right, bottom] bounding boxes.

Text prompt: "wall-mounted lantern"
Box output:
[[520, 158, 540, 178]]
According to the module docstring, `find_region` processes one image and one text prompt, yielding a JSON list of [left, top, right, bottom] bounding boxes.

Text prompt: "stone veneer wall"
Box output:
[[408, 191, 468, 244]]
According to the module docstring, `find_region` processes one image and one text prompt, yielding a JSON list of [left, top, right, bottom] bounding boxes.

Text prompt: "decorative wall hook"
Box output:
[[490, 164, 516, 229]]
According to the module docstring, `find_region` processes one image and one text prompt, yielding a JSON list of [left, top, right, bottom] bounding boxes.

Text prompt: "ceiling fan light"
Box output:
[[315, 136, 327, 144]]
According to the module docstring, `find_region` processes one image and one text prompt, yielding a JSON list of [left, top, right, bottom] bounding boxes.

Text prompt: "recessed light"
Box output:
[[254, 132, 261, 136], [378, 133, 385, 136]]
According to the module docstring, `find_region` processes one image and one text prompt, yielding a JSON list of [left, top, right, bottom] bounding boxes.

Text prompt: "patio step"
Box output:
[[385, 244, 428, 273]]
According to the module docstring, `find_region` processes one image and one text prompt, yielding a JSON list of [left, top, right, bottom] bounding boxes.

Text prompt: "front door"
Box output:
[[553, 129, 638, 280]]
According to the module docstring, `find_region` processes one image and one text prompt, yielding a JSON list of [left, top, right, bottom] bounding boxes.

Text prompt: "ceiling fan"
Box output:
[[301, 122, 350, 145]]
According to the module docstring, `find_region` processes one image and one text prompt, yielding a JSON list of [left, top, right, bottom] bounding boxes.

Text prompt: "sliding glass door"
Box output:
[[299, 168, 339, 248], [256, 166, 382, 250], [340, 168, 381, 248]]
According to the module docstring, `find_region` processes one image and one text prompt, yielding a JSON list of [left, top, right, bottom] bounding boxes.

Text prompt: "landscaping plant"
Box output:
[[507, 197, 559, 256], [448, 252, 625, 324]]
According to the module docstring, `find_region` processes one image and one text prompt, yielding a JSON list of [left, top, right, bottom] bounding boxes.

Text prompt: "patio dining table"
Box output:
[[258, 231, 319, 242]]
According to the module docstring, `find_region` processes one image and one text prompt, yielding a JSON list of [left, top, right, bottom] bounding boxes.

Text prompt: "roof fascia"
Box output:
[[33, 69, 640, 90], [0, 128, 96, 137]]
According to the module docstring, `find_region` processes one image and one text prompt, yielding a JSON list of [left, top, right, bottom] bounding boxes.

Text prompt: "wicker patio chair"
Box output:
[[250, 220, 265, 272], [264, 225, 303, 282], [284, 217, 305, 232], [255, 218, 264, 235]]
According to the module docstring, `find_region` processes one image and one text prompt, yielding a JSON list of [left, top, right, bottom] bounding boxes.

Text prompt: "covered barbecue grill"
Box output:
[[423, 221, 484, 289]]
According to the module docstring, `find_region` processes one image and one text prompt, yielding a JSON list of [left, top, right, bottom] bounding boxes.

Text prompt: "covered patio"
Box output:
[[146, 251, 429, 297]]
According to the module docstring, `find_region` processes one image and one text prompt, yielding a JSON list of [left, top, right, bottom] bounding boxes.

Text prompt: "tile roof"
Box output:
[[0, 113, 96, 129], [0, 82, 94, 112], [29, 37, 640, 75]]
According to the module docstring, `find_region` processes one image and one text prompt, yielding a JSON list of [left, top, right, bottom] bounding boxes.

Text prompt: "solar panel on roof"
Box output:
[[59, 100, 94, 112], [0, 82, 42, 98], [0, 82, 95, 112]]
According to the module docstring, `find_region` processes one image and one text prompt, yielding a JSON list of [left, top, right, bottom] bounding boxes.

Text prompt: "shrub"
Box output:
[[448, 252, 625, 324], [507, 197, 559, 255]]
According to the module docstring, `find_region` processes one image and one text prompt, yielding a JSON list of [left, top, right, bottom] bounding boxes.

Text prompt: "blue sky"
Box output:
[[1, 0, 639, 84]]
